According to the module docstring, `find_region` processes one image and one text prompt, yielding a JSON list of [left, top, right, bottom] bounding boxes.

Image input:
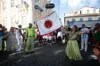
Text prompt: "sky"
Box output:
[[50, 0, 100, 25]]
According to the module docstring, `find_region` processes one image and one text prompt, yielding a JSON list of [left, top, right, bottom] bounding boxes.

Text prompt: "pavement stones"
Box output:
[[0, 43, 91, 66]]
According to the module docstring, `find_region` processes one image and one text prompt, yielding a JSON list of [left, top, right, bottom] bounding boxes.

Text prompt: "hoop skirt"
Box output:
[[65, 32, 82, 60]]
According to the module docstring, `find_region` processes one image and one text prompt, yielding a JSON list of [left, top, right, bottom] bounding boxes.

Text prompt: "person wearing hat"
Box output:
[[18, 23, 36, 54]]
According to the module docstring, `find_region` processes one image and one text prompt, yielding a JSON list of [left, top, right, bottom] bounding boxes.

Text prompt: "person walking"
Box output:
[[18, 23, 36, 54], [64, 25, 86, 60], [80, 24, 89, 52]]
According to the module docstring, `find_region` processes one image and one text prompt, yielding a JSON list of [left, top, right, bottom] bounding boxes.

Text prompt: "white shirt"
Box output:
[[80, 28, 89, 39], [15, 29, 22, 39], [57, 31, 62, 38], [43, 35, 48, 39], [48, 36, 52, 40]]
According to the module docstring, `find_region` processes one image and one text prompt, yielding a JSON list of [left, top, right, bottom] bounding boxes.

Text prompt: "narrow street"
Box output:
[[0, 0, 100, 66], [0, 43, 92, 66]]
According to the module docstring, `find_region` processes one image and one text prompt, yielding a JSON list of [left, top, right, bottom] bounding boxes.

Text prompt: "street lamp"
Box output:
[[45, 0, 55, 9], [45, 3, 55, 9]]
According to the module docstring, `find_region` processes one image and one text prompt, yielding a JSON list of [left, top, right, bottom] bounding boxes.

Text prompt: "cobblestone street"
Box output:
[[0, 43, 92, 66], [0, 0, 100, 66]]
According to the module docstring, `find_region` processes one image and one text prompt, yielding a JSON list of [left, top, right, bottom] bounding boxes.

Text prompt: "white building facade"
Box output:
[[64, 6, 100, 28], [1, 0, 34, 30], [1, 0, 52, 30]]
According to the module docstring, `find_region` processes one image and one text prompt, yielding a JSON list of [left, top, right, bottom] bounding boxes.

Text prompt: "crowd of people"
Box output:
[[0, 23, 36, 54], [64, 23, 100, 65], [36, 29, 67, 46], [36, 23, 100, 65], [0, 22, 100, 65], [0, 23, 66, 53]]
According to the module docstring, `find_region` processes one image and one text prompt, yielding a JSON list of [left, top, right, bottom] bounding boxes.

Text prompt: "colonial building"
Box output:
[[1, 0, 52, 30], [64, 6, 100, 28]]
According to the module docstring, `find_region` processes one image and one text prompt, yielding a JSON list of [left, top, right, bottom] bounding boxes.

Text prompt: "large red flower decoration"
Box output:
[[44, 20, 52, 29]]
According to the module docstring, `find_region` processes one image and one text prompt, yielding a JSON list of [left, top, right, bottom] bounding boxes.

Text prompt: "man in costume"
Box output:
[[18, 23, 36, 54]]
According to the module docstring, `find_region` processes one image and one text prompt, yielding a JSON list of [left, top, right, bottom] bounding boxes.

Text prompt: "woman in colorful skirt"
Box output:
[[65, 25, 87, 60]]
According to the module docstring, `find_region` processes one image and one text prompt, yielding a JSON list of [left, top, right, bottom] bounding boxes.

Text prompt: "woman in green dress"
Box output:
[[65, 25, 86, 60]]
